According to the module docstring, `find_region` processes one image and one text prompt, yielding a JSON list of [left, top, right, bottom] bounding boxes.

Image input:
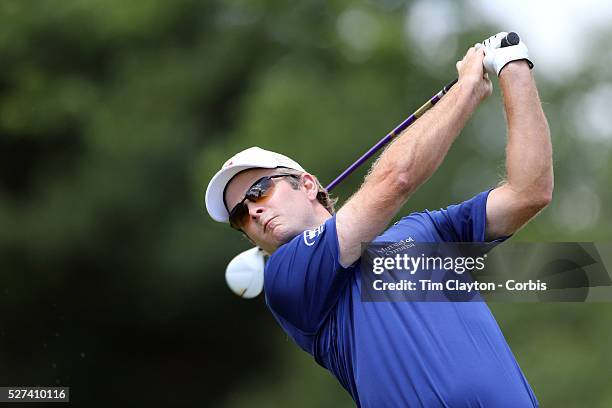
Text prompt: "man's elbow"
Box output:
[[508, 181, 553, 215], [528, 183, 553, 211], [531, 193, 552, 212]]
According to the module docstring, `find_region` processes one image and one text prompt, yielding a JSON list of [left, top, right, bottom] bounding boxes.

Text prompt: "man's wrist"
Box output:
[[456, 76, 488, 105], [457, 75, 480, 88], [499, 60, 531, 79]]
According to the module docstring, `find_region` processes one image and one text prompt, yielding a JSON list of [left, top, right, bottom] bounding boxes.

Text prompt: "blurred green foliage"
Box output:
[[1, 0, 611, 406]]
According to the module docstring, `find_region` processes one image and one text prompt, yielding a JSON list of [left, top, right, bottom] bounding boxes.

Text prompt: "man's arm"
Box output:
[[336, 47, 492, 267], [485, 61, 553, 240]]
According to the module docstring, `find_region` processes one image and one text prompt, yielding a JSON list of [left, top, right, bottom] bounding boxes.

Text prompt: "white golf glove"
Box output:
[[479, 32, 534, 77], [481, 31, 510, 50]]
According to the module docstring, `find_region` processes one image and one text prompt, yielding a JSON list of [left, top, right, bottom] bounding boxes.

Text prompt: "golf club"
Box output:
[[326, 31, 519, 191], [226, 32, 521, 298]]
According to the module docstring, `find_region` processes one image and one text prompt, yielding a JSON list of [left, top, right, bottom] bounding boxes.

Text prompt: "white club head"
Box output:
[[225, 247, 266, 299]]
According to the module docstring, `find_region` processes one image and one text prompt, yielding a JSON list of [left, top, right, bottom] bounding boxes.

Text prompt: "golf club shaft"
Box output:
[[325, 32, 520, 192], [325, 78, 457, 191]]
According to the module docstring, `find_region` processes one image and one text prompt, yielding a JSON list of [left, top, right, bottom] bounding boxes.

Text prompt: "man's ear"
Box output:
[[300, 173, 320, 201]]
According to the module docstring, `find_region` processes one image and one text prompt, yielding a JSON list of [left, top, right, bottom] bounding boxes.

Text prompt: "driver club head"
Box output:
[[225, 246, 266, 298]]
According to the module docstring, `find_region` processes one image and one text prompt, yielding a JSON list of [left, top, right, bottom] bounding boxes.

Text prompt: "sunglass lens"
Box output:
[[246, 177, 273, 201], [229, 203, 249, 229], [229, 176, 285, 230]]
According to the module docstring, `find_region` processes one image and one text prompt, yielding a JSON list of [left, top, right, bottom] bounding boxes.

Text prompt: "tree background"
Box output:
[[1, 0, 611, 406]]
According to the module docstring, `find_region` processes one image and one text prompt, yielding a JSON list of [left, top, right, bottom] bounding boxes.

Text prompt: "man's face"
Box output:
[[224, 168, 320, 253]]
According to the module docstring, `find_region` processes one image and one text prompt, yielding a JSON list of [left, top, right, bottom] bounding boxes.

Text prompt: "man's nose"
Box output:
[[247, 202, 265, 221]]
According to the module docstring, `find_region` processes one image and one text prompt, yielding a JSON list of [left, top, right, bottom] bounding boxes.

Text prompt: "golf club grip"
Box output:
[[445, 32, 518, 92], [442, 32, 518, 94], [501, 32, 520, 48]]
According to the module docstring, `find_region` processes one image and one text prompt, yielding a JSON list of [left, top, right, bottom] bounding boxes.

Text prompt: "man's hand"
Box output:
[[456, 47, 492, 103], [480, 32, 534, 77]]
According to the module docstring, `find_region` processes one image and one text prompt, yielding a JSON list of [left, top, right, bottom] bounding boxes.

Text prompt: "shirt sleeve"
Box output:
[[425, 190, 493, 242], [264, 215, 352, 334]]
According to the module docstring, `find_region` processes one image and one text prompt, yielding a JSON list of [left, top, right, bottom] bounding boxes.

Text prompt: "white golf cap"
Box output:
[[205, 146, 305, 222]]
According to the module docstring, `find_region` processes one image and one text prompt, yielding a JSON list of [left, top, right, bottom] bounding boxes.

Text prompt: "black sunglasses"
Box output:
[[228, 174, 300, 230]]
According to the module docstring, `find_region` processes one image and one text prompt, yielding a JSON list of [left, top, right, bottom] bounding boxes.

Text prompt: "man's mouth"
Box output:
[[264, 216, 277, 233]]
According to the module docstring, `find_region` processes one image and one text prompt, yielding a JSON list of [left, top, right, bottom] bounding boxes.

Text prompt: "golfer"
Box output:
[[206, 33, 551, 407]]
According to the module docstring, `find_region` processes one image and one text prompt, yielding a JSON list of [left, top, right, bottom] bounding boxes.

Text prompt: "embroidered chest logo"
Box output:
[[303, 224, 325, 246], [378, 236, 416, 256]]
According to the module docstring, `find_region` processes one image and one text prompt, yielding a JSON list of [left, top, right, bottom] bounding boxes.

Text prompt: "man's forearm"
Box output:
[[500, 62, 553, 201], [368, 78, 482, 196]]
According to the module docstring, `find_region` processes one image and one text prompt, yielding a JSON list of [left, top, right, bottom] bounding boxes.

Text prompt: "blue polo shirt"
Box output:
[[264, 190, 538, 407]]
